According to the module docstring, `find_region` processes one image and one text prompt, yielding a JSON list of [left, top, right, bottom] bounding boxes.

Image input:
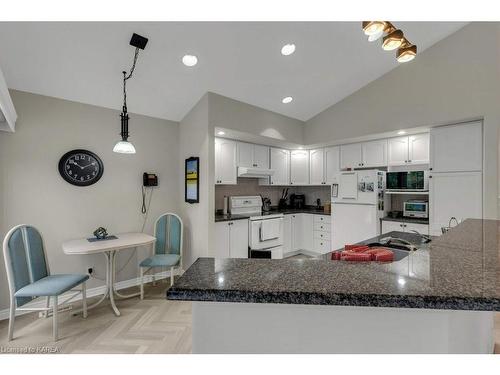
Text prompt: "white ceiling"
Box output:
[[0, 22, 467, 122]]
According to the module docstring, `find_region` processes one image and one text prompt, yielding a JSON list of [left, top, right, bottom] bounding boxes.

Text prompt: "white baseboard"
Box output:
[[0, 270, 174, 321]]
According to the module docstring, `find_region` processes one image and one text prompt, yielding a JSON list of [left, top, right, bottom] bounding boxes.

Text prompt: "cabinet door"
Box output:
[[300, 214, 314, 251], [362, 139, 387, 168], [270, 148, 290, 185], [381, 220, 405, 234], [408, 133, 430, 165], [388, 136, 409, 166], [309, 148, 325, 185], [237, 142, 254, 167], [229, 220, 249, 258], [215, 138, 237, 184], [290, 150, 310, 185], [340, 143, 362, 169], [325, 146, 340, 184], [291, 214, 302, 251], [253, 145, 270, 168], [429, 171, 482, 236], [214, 222, 230, 258], [430, 121, 482, 172], [283, 215, 293, 255]]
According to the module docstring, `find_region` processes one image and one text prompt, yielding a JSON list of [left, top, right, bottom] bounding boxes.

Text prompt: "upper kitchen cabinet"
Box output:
[[430, 121, 482, 173], [361, 139, 387, 168], [340, 143, 362, 169], [309, 148, 325, 185], [290, 149, 310, 185], [340, 140, 387, 169], [215, 137, 237, 185], [269, 148, 290, 185], [324, 146, 340, 184], [237, 142, 269, 168], [388, 133, 429, 166]]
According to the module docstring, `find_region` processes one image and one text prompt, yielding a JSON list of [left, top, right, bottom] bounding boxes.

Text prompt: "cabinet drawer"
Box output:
[[313, 230, 331, 240], [313, 221, 330, 232], [313, 238, 331, 253], [313, 215, 331, 225]]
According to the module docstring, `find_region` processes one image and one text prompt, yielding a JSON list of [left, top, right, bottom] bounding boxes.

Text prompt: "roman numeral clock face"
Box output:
[[58, 149, 104, 186]]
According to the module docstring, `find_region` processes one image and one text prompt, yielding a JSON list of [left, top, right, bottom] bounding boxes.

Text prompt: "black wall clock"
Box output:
[[58, 149, 104, 187]]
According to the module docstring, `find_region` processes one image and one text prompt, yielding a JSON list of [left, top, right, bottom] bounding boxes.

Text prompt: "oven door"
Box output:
[[249, 217, 283, 250]]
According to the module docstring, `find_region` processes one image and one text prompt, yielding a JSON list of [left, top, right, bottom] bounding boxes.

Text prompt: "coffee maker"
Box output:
[[290, 194, 305, 209]]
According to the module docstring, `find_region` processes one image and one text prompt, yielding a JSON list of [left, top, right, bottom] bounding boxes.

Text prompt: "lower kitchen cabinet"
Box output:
[[284, 213, 331, 256], [214, 220, 249, 258], [381, 220, 429, 235]]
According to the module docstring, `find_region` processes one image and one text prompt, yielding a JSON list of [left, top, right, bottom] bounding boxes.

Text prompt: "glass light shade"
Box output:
[[382, 29, 404, 51], [397, 45, 417, 63], [363, 21, 385, 36], [113, 140, 136, 154], [368, 30, 384, 42]]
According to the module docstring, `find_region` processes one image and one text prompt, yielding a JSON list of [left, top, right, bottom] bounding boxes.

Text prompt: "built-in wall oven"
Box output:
[[386, 171, 429, 191]]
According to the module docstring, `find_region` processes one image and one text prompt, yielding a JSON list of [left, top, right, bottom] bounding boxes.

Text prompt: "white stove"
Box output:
[[229, 196, 284, 259]]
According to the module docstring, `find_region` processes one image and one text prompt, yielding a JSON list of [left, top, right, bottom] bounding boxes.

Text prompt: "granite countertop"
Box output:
[[167, 219, 500, 311], [215, 206, 330, 222], [381, 216, 429, 225]]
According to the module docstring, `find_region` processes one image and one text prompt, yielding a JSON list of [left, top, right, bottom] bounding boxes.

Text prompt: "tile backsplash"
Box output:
[[215, 178, 331, 211]]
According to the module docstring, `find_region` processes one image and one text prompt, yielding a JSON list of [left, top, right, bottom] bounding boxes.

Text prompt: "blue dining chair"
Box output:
[[139, 213, 183, 298], [2, 224, 89, 341]]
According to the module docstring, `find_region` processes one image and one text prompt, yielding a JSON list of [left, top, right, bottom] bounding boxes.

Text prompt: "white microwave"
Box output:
[[403, 201, 429, 218]]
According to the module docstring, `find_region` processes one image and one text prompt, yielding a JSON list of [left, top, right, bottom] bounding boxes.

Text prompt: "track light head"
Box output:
[[397, 44, 417, 63], [362, 21, 386, 36], [382, 29, 404, 51]]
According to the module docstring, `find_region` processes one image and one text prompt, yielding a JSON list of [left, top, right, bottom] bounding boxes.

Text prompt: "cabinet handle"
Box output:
[[429, 175, 433, 179], [430, 167, 433, 171], [408, 160, 412, 163]]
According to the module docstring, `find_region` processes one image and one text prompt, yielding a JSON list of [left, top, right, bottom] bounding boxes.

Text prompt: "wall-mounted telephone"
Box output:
[[143, 173, 158, 187]]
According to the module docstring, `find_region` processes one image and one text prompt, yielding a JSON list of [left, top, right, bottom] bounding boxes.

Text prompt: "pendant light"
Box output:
[[113, 33, 148, 154]]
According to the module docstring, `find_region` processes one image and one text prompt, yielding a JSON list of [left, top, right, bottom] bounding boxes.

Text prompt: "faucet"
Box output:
[[410, 230, 432, 243]]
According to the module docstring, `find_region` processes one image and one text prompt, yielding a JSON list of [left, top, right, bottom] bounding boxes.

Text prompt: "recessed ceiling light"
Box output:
[[182, 54, 198, 67], [397, 130, 407, 135], [217, 131, 225, 135], [281, 44, 296, 56], [282, 96, 293, 104]]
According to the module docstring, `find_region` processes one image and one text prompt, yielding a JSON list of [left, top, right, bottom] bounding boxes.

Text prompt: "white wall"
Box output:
[[305, 23, 499, 219], [179, 94, 215, 267], [0, 90, 180, 310]]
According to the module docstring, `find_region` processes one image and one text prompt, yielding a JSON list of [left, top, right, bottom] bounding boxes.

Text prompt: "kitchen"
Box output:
[[213, 120, 482, 261]]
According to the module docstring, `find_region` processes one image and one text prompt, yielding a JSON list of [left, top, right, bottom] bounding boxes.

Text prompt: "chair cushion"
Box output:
[[14, 274, 89, 297], [140, 254, 180, 268]]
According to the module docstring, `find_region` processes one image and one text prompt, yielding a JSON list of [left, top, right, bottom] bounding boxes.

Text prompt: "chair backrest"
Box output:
[[154, 213, 183, 257], [2, 225, 50, 306]]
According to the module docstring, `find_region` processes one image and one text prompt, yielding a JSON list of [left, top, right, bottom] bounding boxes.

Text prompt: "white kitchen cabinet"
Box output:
[[361, 139, 387, 168], [388, 136, 409, 166], [408, 133, 430, 165], [429, 171, 482, 236], [381, 220, 429, 235], [309, 148, 325, 185], [215, 138, 237, 185], [388, 133, 429, 166], [290, 214, 302, 251], [283, 215, 293, 255], [325, 146, 340, 184], [269, 148, 290, 186], [300, 214, 314, 251], [430, 121, 482, 173], [290, 150, 310, 185], [214, 220, 249, 258], [237, 142, 269, 168], [340, 143, 362, 169]]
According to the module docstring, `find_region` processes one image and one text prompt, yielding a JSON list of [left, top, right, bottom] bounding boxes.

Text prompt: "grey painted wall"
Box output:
[[0, 90, 180, 311], [305, 23, 499, 219]]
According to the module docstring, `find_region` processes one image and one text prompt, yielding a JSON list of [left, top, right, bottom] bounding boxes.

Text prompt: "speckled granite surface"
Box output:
[[167, 219, 500, 311], [215, 206, 330, 222]]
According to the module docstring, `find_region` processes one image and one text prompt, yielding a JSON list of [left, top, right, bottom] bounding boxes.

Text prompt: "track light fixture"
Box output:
[[362, 22, 417, 63]]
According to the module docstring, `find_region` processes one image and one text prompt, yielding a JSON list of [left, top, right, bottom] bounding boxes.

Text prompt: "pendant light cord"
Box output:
[[122, 47, 140, 110]]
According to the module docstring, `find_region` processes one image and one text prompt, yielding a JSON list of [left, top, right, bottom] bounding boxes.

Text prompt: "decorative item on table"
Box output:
[[185, 156, 200, 203], [87, 227, 118, 242]]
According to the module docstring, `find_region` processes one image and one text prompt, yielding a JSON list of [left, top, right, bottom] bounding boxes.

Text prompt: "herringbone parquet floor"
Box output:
[[0, 281, 192, 354]]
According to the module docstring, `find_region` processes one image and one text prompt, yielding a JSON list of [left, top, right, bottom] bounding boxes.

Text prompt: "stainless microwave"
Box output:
[[403, 201, 429, 218], [386, 171, 429, 191]]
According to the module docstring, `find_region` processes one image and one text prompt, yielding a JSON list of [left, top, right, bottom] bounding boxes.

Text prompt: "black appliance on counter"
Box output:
[[290, 194, 305, 209]]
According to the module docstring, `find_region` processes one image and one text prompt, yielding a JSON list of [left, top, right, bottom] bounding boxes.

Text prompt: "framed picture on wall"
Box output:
[[185, 157, 200, 203]]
